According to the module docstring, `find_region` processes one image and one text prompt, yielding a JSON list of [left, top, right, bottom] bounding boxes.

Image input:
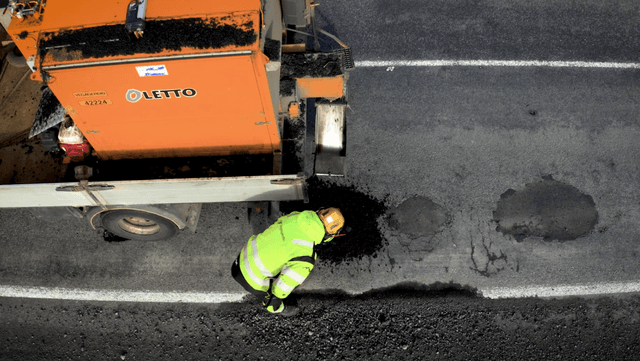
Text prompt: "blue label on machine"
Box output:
[[136, 65, 169, 77]]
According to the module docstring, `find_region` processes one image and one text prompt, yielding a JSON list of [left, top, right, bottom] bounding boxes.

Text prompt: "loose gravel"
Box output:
[[2, 290, 639, 360]]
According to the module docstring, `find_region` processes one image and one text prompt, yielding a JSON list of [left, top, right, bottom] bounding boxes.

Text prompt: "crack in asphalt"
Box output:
[[469, 226, 508, 277], [384, 248, 395, 271]]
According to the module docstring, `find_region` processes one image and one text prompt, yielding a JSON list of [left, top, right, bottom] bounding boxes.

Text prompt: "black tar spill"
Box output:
[[263, 39, 281, 61], [281, 177, 387, 265], [281, 53, 343, 78], [101, 229, 128, 243], [40, 18, 256, 59]]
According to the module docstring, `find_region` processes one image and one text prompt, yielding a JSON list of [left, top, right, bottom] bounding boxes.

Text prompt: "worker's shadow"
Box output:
[[284, 282, 479, 308]]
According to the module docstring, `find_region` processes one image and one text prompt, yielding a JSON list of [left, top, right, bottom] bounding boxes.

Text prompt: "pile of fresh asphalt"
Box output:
[[2, 290, 639, 360], [40, 18, 256, 59], [281, 177, 388, 265]]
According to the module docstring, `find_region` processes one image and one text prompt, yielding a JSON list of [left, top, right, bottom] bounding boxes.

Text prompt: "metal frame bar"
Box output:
[[0, 174, 306, 208], [42, 50, 252, 71]]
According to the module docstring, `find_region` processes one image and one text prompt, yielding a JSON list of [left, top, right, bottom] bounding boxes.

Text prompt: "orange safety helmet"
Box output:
[[317, 207, 345, 235]]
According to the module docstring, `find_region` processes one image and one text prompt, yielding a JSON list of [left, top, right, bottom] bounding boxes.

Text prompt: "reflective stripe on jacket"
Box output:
[[239, 211, 325, 298]]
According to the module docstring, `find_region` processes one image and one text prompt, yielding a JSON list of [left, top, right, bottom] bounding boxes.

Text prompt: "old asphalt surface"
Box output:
[[3, 0, 640, 359]]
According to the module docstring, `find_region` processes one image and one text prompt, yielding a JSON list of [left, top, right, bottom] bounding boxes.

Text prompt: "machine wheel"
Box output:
[[5, 49, 28, 68], [101, 210, 179, 241], [41, 124, 61, 153]]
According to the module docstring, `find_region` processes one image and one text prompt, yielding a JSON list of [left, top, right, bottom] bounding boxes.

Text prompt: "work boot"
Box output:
[[279, 305, 299, 317]]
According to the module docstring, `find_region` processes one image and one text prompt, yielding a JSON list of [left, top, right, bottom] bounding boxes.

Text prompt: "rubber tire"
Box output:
[[41, 125, 61, 153], [6, 50, 28, 68], [100, 210, 179, 241]]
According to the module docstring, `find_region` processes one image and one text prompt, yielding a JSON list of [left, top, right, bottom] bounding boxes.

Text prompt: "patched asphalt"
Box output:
[[494, 176, 599, 241]]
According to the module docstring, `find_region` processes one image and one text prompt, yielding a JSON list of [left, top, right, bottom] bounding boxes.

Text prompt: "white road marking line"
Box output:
[[0, 285, 246, 303], [355, 59, 640, 69], [2, 281, 640, 303], [482, 281, 640, 299]]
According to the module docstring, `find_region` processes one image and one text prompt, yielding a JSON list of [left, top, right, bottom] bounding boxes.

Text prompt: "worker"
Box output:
[[231, 207, 345, 316]]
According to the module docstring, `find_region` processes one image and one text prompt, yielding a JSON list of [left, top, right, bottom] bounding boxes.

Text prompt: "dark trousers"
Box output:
[[231, 256, 267, 298], [231, 256, 283, 310]]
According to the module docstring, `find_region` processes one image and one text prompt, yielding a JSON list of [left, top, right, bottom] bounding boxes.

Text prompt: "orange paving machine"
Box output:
[[0, 0, 352, 240]]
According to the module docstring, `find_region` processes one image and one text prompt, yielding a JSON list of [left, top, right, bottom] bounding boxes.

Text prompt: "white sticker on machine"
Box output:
[[136, 65, 169, 77]]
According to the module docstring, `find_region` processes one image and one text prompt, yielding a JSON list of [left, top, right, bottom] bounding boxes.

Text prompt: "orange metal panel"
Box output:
[[8, 0, 262, 67], [41, 0, 261, 31], [47, 53, 280, 160], [282, 44, 306, 53], [296, 76, 345, 99], [8, 0, 281, 160], [7, 15, 42, 66], [288, 102, 300, 118]]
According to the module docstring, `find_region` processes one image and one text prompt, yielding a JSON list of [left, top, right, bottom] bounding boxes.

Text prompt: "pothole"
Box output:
[[493, 176, 598, 241], [386, 196, 448, 238], [280, 177, 387, 265]]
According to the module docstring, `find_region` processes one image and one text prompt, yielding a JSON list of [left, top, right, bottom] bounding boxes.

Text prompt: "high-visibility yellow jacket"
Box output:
[[239, 210, 325, 300]]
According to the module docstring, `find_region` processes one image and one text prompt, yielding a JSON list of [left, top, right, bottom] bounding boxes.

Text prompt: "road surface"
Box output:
[[1, 0, 640, 359]]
